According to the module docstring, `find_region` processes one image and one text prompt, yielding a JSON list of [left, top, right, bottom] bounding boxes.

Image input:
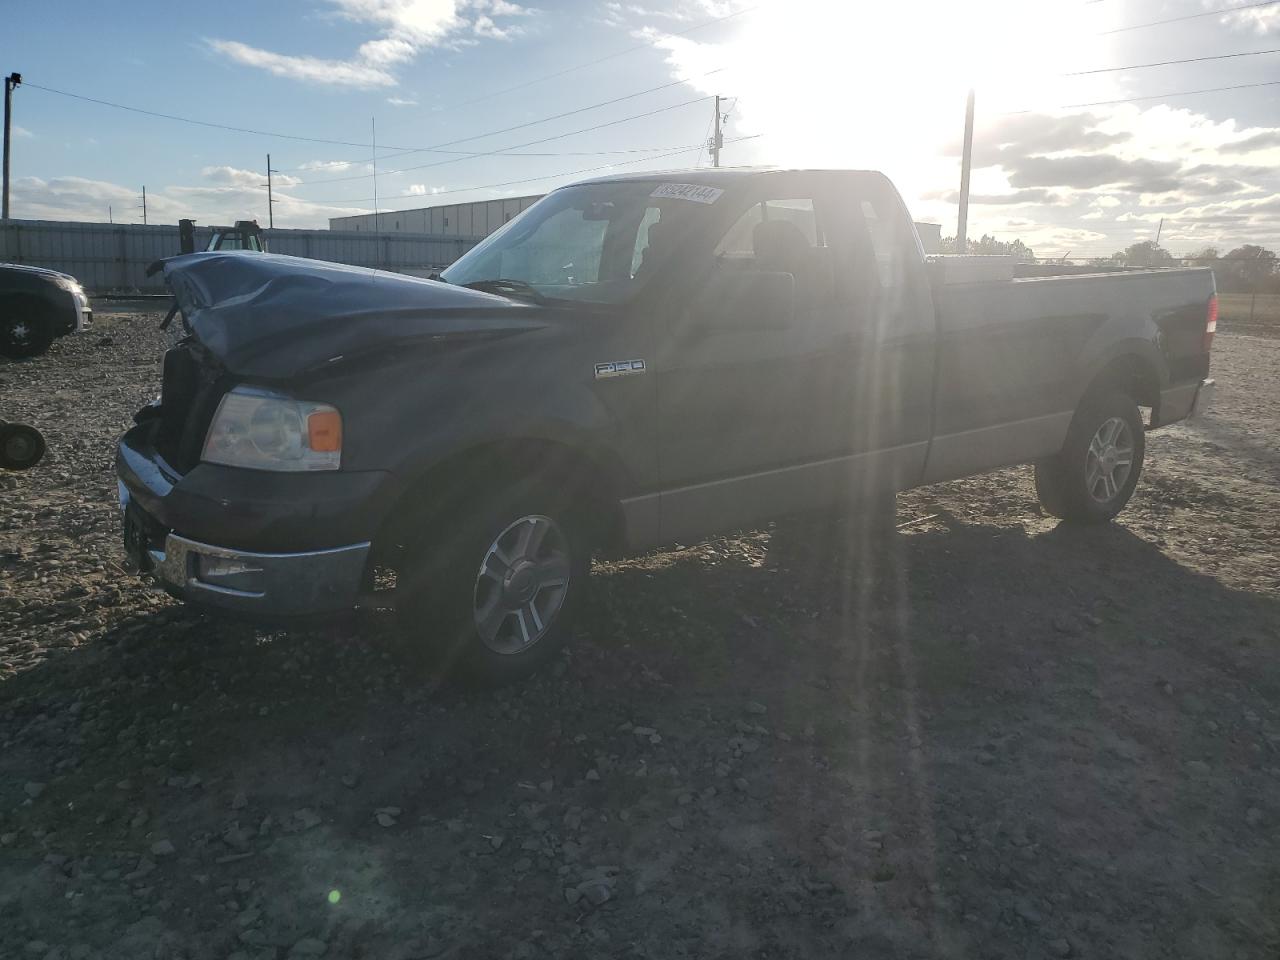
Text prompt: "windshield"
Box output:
[[440, 182, 715, 304]]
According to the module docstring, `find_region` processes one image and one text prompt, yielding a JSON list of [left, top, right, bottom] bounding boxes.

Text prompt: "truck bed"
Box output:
[[922, 266, 1215, 483]]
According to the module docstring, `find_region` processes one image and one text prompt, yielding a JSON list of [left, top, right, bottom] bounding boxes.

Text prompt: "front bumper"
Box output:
[[120, 478, 369, 615], [61, 288, 92, 336], [116, 420, 393, 617]]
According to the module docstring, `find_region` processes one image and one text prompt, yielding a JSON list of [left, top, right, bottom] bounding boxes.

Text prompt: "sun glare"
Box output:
[[666, 0, 1123, 203]]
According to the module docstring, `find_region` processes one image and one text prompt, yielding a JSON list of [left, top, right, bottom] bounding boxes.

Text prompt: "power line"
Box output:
[[275, 143, 707, 175], [301, 135, 761, 209], [998, 78, 1280, 114], [1103, 0, 1280, 34], [1065, 46, 1280, 76], [21, 81, 379, 149], [324, 68, 724, 172], [21, 66, 721, 161], [1061, 78, 1280, 109], [694, 110, 715, 168], [291, 96, 716, 188], [309, 147, 707, 206], [419, 5, 755, 118]]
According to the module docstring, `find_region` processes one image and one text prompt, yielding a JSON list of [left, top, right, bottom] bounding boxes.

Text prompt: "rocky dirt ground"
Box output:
[[1, 309, 1278, 960]]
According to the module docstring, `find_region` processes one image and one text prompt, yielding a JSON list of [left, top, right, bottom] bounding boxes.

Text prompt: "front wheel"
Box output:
[[0, 308, 54, 359], [1035, 389, 1145, 524], [397, 484, 592, 684]]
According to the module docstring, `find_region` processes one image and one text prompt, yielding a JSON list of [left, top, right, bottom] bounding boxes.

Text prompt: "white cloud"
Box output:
[[11, 174, 366, 229], [209, 0, 532, 87], [629, 0, 1280, 256], [201, 165, 302, 188], [12, 125, 34, 139], [386, 95, 418, 106], [472, 15, 507, 38], [298, 159, 369, 172], [207, 39, 398, 88], [1219, 3, 1280, 33], [484, 0, 533, 15]]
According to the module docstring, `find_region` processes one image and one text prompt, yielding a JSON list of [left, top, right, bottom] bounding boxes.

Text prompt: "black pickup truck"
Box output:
[[116, 169, 1216, 680]]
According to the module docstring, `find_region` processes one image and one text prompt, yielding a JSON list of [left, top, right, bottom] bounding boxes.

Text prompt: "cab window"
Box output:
[[712, 197, 836, 322]]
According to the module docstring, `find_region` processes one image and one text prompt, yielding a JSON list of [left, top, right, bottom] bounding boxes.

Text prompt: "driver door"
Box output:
[[652, 182, 845, 540], [651, 174, 932, 543]]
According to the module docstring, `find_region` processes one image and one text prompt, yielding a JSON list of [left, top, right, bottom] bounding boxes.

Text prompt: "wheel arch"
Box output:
[[0, 290, 61, 322], [0, 291, 61, 357], [1080, 348, 1163, 421], [373, 435, 630, 564]]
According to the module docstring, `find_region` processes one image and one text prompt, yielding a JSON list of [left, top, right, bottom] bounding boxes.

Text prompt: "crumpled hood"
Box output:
[[156, 251, 545, 379]]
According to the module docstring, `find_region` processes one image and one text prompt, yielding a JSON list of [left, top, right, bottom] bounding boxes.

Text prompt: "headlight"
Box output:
[[202, 386, 342, 472], [58, 279, 86, 301]]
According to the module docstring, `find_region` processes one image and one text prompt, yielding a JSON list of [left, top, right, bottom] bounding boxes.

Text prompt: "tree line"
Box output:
[[1097, 242, 1278, 295], [939, 234, 1278, 294]]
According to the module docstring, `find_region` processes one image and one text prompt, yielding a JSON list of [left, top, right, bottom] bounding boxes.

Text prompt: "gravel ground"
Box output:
[[1, 311, 1278, 960]]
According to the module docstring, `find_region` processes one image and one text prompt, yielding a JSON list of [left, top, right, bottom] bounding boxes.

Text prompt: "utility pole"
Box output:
[[1154, 217, 1164, 246], [955, 88, 975, 255], [139, 186, 147, 225], [261, 153, 279, 229], [3, 72, 21, 220], [709, 95, 724, 168], [108, 204, 112, 224], [372, 116, 382, 267], [371, 117, 379, 230]]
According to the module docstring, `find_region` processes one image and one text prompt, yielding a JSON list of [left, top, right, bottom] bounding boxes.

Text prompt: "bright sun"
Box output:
[[663, 0, 1124, 204]]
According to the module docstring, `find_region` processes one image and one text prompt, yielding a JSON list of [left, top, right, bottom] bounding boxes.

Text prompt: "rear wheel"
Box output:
[[0, 298, 54, 359], [1035, 389, 1145, 524], [397, 482, 592, 684]]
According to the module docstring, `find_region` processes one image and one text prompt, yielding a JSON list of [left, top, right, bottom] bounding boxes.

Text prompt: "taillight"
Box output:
[[1204, 295, 1218, 354]]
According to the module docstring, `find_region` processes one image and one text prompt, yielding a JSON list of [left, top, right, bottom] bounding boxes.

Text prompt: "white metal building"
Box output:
[[329, 195, 543, 237]]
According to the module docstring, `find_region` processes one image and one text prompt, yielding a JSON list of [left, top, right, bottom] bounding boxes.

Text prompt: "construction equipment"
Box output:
[[178, 219, 266, 255]]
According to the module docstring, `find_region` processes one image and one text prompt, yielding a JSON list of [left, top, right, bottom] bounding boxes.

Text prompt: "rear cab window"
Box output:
[[696, 173, 926, 334]]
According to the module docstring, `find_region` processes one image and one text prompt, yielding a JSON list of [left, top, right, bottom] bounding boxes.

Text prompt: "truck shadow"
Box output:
[[2, 513, 1278, 956]]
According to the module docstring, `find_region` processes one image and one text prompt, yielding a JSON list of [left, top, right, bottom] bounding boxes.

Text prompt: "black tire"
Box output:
[[0, 422, 46, 470], [0, 299, 55, 359], [396, 480, 592, 685], [1035, 389, 1145, 524]]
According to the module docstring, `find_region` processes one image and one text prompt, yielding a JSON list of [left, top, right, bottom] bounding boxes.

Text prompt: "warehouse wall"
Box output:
[[329, 194, 543, 236], [0, 219, 485, 292]]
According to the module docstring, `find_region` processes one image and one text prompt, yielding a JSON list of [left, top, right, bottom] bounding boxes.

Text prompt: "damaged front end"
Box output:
[[117, 251, 549, 619]]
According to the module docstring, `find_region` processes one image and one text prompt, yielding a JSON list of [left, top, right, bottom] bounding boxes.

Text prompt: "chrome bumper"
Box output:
[[151, 534, 370, 616], [120, 485, 369, 617]]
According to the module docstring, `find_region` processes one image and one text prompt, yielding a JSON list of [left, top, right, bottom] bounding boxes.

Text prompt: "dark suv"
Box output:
[[1, 262, 93, 358]]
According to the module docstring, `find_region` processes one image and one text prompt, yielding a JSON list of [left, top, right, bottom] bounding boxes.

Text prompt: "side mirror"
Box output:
[[689, 268, 795, 332]]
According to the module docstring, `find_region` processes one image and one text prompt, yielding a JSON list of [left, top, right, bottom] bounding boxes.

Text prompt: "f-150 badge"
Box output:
[[595, 359, 646, 379]]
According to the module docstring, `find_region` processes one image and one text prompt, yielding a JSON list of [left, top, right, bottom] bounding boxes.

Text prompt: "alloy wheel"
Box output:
[[471, 514, 571, 655], [1085, 416, 1134, 503]]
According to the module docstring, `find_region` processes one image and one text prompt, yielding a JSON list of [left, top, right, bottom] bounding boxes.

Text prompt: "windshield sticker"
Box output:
[[650, 183, 724, 204]]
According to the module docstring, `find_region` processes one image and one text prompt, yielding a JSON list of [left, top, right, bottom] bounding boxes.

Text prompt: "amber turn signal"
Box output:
[[307, 410, 343, 452]]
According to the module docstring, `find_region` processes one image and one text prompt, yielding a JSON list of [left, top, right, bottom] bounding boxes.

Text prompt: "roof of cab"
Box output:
[[569, 166, 884, 188]]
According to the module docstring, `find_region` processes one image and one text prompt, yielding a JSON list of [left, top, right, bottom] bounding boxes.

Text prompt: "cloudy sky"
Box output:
[[5, 0, 1280, 257]]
